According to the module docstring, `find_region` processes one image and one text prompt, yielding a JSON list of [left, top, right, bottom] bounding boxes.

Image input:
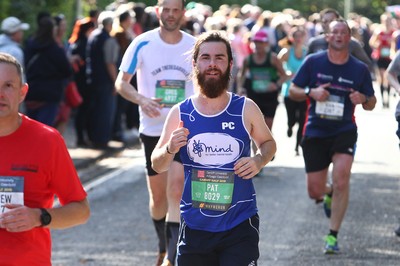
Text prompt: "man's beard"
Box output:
[[196, 66, 231, 99]]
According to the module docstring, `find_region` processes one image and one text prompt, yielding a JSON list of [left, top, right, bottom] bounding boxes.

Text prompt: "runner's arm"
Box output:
[[151, 106, 188, 173]]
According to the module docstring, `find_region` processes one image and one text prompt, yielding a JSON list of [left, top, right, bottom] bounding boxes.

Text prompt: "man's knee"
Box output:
[[332, 178, 350, 193], [307, 185, 324, 200]]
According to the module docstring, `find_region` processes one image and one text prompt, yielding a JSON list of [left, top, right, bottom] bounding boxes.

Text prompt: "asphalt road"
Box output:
[[51, 94, 400, 266]]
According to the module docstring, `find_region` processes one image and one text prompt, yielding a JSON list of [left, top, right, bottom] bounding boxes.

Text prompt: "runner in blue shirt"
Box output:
[[290, 19, 377, 254], [151, 31, 276, 266]]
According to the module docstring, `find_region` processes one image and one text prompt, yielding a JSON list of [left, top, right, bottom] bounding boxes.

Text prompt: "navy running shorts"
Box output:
[[177, 214, 260, 266]]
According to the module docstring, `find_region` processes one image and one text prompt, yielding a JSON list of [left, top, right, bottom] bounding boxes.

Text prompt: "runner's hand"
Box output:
[[140, 97, 163, 118], [234, 156, 261, 179], [349, 89, 367, 105], [168, 121, 189, 154], [311, 83, 330, 101], [0, 204, 41, 232]]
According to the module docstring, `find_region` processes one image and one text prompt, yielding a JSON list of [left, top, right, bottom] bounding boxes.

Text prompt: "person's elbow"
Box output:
[[267, 138, 277, 161], [288, 86, 300, 101], [151, 152, 168, 174], [76, 198, 91, 225], [114, 74, 124, 95], [151, 162, 166, 174]]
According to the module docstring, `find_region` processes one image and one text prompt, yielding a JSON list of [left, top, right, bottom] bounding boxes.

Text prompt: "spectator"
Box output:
[[86, 11, 120, 149], [227, 18, 249, 92], [0, 16, 29, 71], [69, 17, 96, 147], [251, 11, 277, 51], [53, 14, 75, 135], [111, 10, 138, 143], [24, 16, 73, 127]]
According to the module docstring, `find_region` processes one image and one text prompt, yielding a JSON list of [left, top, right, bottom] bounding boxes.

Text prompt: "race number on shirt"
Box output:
[[315, 94, 345, 120], [156, 80, 186, 107], [191, 168, 234, 212], [0, 176, 24, 213]]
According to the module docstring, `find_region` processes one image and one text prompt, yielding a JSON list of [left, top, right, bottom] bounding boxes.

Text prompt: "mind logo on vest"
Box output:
[[187, 133, 242, 166]]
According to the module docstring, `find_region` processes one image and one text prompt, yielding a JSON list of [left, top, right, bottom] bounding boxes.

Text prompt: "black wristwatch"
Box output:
[[40, 208, 52, 227], [305, 87, 312, 96]]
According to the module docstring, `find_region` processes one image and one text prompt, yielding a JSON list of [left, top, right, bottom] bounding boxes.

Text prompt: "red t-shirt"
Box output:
[[0, 115, 87, 265]]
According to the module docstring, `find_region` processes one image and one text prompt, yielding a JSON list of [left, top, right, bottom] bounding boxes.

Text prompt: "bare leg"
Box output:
[[164, 161, 184, 265], [330, 153, 353, 231], [147, 171, 168, 265], [306, 168, 329, 201], [146, 171, 168, 220]]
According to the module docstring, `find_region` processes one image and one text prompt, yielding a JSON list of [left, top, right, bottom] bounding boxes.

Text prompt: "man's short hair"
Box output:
[[328, 18, 351, 34], [157, 0, 186, 10], [0, 52, 23, 84]]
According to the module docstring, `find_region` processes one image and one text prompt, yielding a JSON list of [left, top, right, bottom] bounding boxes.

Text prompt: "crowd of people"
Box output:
[[1, 2, 399, 149], [1, 0, 400, 265]]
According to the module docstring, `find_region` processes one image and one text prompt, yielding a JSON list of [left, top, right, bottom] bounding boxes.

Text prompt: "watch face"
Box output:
[[41, 209, 52, 226]]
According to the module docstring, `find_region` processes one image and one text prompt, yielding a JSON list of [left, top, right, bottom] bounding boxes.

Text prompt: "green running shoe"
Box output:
[[323, 194, 332, 218], [324, 235, 340, 254]]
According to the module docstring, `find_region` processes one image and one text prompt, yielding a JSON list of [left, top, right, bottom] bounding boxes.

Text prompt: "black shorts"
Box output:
[[177, 214, 260, 266], [301, 129, 358, 173], [248, 90, 279, 118], [377, 58, 391, 69], [245, 79, 279, 118], [140, 133, 181, 176]]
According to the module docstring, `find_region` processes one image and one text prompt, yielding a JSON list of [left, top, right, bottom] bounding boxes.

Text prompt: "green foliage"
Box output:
[[0, 0, 92, 42]]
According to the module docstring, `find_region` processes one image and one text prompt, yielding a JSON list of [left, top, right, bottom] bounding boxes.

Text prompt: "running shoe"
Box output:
[[323, 194, 332, 218], [156, 252, 166, 266], [161, 259, 173, 266], [324, 235, 340, 254]]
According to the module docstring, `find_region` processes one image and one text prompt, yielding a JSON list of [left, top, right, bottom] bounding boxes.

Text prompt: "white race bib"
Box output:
[[315, 95, 344, 120]]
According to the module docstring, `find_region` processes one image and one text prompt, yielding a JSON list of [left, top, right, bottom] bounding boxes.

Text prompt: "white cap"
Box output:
[[1, 17, 30, 34]]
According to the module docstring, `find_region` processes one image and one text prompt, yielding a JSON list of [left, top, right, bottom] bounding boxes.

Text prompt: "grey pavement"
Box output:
[[64, 115, 139, 183]]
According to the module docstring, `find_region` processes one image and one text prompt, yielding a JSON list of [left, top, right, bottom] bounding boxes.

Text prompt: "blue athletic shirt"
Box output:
[[179, 93, 257, 232], [292, 51, 374, 137]]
